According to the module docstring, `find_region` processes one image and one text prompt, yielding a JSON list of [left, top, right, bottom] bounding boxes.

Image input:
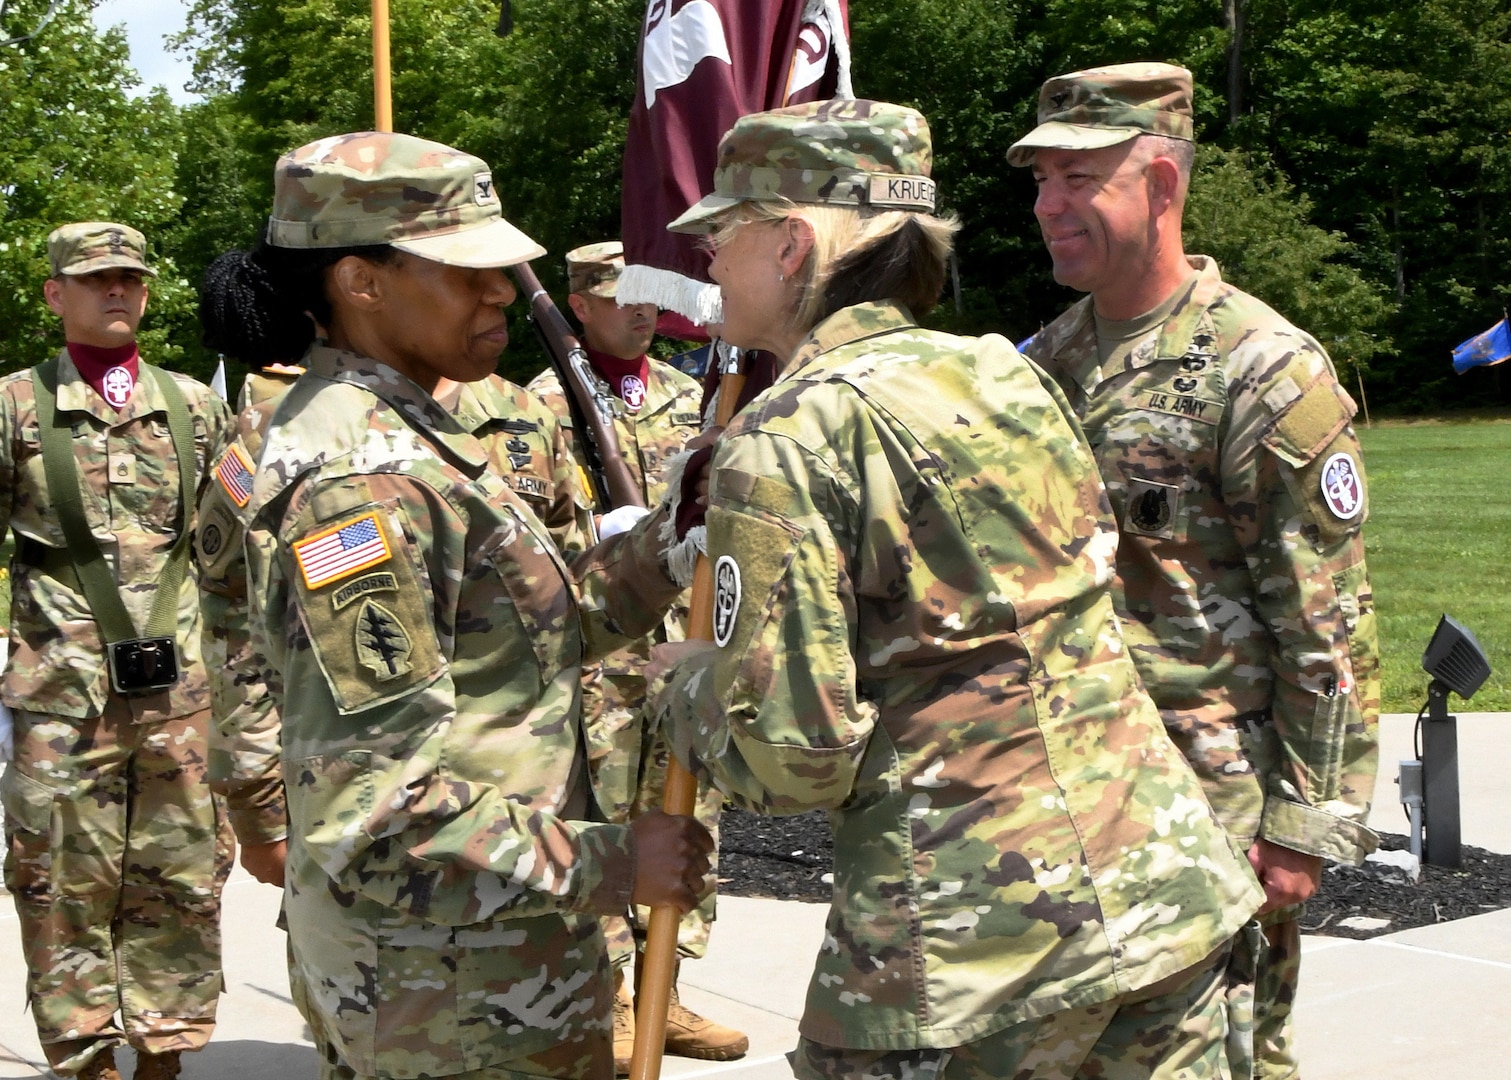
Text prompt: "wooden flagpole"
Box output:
[[630, 351, 745, 1080], [373, 0, 392, 132]]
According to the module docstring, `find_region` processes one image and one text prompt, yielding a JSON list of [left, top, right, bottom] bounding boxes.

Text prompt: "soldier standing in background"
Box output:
[[0, 223, 232, 1080], [1011, 63, 1381, 1079], [529, 242, 747, 1072]]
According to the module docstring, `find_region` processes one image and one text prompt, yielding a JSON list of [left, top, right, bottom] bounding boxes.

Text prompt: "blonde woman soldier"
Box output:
[[645, 99, 1265, 1079], [217, 131, 713, 1080]]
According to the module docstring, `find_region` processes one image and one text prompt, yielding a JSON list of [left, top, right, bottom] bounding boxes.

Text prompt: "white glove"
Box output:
[[598, 504, 651, 539], [0, 700, 13, 764]]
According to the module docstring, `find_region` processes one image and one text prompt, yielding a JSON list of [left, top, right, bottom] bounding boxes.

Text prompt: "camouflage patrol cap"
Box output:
[[47, 222, 157, 278], [566, 241, 624, 298], [1006, 62, 1193, 167], [267, 131, 546, 268], [667, 98, 937, 234]]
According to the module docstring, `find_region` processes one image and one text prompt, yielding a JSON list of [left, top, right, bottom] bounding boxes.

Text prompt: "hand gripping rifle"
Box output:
[[510, 261, 645, 512]]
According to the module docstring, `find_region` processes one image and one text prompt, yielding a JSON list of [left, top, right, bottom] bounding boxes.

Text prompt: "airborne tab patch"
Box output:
[[215, 443, 255, 507], [294, 511, 393, 590]]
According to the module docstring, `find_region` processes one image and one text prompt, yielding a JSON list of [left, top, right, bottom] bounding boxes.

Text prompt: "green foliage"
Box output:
[[1359, 420, 1511, 712], [0, 0, 195, 376], [1184, 146, 1391, 385]]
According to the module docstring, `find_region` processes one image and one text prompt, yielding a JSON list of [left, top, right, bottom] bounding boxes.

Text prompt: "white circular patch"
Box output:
[[619, 374, 646, 412], [102, 365, 135, 408], [712, 554, 741, 648], [1319, 451, 1364, 520]]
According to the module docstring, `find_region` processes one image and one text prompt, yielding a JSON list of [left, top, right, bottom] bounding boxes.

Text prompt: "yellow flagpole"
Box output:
[[372, 0, 393, 131]]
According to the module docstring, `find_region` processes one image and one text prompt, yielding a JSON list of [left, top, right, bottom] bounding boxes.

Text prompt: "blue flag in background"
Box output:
[[1451, 318, 1511, 373]]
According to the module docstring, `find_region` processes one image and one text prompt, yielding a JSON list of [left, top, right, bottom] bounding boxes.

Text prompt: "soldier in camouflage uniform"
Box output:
[[648, 98, 1266, 1079], [224, 131, 711, 1080], [1009, 63, 1381, 1079], [527, 243, 744, 1069], [0, 223, 233, 1080]]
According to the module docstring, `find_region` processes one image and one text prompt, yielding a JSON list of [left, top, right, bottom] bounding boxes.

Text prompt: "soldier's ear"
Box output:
[[330, 255, 385, 311], [777, 215, 815, 279], [43, 276, 66, 317], [1145, 156, 1182, 218]]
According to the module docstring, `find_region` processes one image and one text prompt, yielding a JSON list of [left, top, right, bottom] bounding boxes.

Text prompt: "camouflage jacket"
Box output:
[[651, 301, 1262, 1049], [242, 346, 682, 1076], [1025, 257, 1380, 865], [198, 371, 594, 846], [1, 348, 230, 721]]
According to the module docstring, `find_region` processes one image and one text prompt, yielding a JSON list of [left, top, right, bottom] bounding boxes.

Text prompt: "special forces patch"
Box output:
[[712, 554, 741, 647], [354, 600, 413, 681], [1319, 451, 1364, 520], [1123, 478, 1180, 539]]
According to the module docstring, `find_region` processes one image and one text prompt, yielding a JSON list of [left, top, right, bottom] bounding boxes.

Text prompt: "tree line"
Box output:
[[2, 0, 1508, 413]]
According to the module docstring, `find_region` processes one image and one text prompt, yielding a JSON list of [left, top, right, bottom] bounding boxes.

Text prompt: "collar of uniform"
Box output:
[[302, 344, 490, 472], [50, 346, 170, 427], [1152, 256, 1225, 361], [782, 300, 918, 380]]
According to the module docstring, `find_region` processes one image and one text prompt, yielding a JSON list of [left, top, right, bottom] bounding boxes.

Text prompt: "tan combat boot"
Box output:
[[75, 1049, 121, 1080], [612, 969, 635, 1076], [132, 1050, 182, 1080], [664, 982, 749, 1062]]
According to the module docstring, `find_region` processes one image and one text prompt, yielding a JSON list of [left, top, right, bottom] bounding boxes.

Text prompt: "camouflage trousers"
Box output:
[[586, 671, 722, 970], [0, 701, 232, 1074], [1254, 913, 1302, 1080], [793, 941, 1241, 1080], [315, 1025, 611, 1079]]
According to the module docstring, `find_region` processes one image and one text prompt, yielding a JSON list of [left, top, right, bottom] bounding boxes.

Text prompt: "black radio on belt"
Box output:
[[107, 637, 180, 694]]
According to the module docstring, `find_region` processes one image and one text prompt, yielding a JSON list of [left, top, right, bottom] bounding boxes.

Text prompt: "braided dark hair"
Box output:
[[199, 227, 398, 365]]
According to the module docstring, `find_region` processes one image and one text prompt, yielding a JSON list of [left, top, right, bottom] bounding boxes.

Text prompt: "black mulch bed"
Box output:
[[717, 807, 1511, 941]]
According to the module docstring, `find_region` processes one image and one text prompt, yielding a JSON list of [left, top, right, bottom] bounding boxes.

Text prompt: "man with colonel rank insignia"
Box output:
[[0, 222, 232, 1080], [1011, 62, 1381, 1079]]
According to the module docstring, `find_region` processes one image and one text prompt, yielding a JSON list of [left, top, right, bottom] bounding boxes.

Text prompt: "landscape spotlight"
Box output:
[[1413, 614, 1493, 868]]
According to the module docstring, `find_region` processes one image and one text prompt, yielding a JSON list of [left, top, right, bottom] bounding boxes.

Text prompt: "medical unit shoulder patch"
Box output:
[[294, 511, 393, 590]]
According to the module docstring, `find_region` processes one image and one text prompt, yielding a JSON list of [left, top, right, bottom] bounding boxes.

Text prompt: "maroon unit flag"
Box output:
[[618, 0, 852, 325]]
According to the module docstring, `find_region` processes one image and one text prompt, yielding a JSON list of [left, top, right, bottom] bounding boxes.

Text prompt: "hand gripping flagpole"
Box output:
[[630, 346, 744, 1080]]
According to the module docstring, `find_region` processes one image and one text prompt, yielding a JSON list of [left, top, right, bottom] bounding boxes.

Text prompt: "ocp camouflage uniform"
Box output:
[[1025, 256, 1380, 1077], [652, 300, 1266, 1069], [528, 362, 718, 966], [242, 345, 684, 1078], [0, 350, 233, 1075]]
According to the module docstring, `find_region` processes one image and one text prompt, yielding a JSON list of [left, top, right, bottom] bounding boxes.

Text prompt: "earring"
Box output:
[[777, 272, 785, 283]]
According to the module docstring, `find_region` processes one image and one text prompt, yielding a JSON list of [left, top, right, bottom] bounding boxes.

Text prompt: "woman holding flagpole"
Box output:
[[210, 129, 711, 1080], [645, 98, 1265, 1078]]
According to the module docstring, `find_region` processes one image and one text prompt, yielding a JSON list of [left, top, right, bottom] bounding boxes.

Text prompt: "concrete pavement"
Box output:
[[3, 709, 1509, 1079]]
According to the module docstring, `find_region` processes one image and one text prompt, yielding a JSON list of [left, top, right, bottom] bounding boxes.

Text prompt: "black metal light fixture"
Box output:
[[1409, 615, 1492, 868]]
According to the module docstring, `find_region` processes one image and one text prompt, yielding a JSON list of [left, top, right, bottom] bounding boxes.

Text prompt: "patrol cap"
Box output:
[[668, 98, 937, 234], [1006, 62, 1193, 167], [267, 131, 546, 268], [567, 241, 624, 298], [47, 222, 157, 278]]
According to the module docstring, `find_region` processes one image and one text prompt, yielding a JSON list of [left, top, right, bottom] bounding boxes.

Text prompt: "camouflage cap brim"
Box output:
[[666, 194, 744, 235], [389, 217, 546, 269], [1006, 122, 1147, 167], [60, 253, 158, 277]]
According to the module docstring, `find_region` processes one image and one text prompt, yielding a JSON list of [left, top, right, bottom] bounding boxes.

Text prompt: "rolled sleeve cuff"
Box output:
[[1260, 797, 1380, 865]]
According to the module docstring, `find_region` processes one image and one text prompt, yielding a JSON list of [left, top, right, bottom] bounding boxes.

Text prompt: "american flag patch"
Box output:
[[293, 512, 392, 590], [215, 443, 255, 507]]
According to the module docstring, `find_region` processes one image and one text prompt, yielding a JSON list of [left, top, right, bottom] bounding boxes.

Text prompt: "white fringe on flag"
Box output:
[[617, 264, 724, 325]]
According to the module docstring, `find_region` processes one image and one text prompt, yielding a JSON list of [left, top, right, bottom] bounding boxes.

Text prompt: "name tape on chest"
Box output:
[[294, 511, 393, 591], [214, 442, 256, 507]]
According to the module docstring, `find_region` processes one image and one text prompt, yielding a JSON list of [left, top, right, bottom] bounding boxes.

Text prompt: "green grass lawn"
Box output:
[[1361, 419, 1511, 713]]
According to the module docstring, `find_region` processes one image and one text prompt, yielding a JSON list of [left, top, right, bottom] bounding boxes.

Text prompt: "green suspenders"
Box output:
[[30, 354, 197, 693]]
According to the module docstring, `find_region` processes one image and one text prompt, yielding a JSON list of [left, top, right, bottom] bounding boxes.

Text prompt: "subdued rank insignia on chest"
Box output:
[[506, 436, 531, 455], [712, 554, 741, 647], [354, 599, 413, 680], [215, 443, 256, 507], [509, 453, 533, 471], [1123, 477, 1181, 539], [293, 511, 393, 590], [1319, 451, 1364, 520]]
